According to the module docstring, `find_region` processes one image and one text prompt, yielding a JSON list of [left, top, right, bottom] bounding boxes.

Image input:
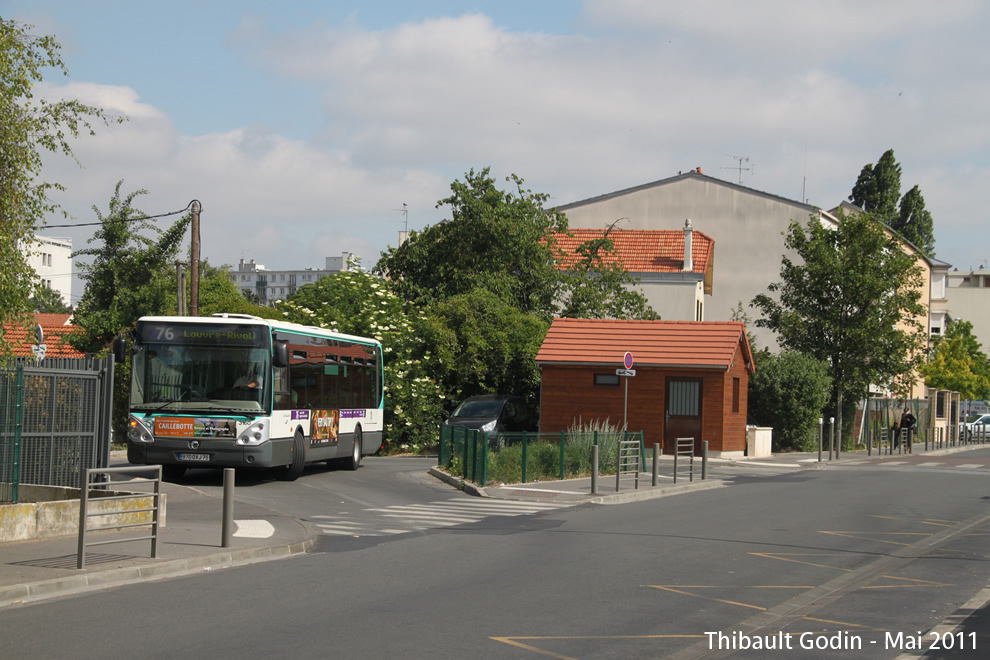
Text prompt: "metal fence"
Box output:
[[438, 425, 646, 488], [0, 357, 114, 503], [0, 366, 25, 504]]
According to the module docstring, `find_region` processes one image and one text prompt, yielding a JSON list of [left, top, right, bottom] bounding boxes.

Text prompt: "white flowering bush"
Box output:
[[277, 268, 444, 454]]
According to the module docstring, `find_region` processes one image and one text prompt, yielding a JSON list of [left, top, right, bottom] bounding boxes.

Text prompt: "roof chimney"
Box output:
[[695, 166, 702, 174], [683, 218, 694, 272]]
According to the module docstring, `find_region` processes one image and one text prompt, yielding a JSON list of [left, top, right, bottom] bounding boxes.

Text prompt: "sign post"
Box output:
[[31, 323, 47, 362], [619, 352, 634, 429]]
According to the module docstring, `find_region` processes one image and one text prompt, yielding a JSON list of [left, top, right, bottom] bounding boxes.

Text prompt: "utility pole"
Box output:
[[190, 200, 201, 316]]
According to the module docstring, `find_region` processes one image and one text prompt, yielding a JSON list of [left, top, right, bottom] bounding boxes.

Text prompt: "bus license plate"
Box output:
[[179, 453, 210, 462]]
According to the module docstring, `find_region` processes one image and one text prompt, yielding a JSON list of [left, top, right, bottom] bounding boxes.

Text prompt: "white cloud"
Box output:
[[29, 3, 990, 296]]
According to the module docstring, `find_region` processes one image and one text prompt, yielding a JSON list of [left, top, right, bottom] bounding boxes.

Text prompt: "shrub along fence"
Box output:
[[438, 425, 646, 488]]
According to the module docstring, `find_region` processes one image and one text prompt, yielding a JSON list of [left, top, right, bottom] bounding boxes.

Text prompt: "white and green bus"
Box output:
[[116, 314, 384, 480]]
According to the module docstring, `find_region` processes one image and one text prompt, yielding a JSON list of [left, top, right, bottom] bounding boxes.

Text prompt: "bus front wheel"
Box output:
[[276, 431, 306, 481]]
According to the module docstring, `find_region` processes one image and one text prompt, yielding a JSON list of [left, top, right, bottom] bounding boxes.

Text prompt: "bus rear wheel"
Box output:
[[345, 427, 362, 471], [276, 431, 306, 481]]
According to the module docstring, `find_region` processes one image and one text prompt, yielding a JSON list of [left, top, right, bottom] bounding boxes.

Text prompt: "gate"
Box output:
[[0, 357, 114, 503]]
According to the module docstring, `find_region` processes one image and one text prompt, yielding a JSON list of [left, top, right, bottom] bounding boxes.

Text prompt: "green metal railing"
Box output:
[[1, 366, 25, 504], [438, 426, 645, 488]]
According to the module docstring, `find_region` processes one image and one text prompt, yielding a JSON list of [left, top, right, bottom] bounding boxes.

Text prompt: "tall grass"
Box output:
[[566, 416, 626, 475], [442, 419, 636, 486]]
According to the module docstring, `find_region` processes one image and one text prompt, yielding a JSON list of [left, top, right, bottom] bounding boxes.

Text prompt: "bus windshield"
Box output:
[[130, 321, 272, 414]]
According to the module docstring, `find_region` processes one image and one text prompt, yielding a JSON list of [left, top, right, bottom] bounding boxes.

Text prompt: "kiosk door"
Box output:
[[664, 378, 703, 455]]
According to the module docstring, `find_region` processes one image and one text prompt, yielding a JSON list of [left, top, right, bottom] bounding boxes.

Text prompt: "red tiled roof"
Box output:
[[3, 323, 86, 358], [553, 228, 713, 274], [33, 313, 73, 326], [535, 318, 752, 372]]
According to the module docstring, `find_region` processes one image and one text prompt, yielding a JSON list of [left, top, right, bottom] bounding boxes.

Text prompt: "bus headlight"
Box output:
[[128, 415, 154, 443], [236, 421, 269, 446]]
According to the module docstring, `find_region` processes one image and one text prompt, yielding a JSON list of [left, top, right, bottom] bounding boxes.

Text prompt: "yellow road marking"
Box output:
[[819, 530, 930, 546], [802, 617, 887, 631], [490, 635, 704, 659], [648, 585, 767, 610], [750, 552, 851, 570]]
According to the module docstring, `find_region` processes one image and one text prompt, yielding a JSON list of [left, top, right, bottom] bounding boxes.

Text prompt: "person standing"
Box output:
[[900, 407, 917, 453]]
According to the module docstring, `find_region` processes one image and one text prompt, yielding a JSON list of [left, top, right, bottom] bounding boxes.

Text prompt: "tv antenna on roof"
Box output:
[[723, 155, 754, 184], [393, 203, 409, 231]]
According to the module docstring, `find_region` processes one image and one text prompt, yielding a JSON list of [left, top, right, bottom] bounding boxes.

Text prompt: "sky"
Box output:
[[8, 0, 990, 304]]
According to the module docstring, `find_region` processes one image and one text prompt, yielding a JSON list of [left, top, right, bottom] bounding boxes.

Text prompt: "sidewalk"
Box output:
[[0, 476, 316, 608], [431, 442, 987, 505], [2, 442, 982, 609]]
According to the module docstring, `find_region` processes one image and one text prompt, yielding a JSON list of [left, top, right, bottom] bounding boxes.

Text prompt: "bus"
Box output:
[[115, 314, 384, 480]]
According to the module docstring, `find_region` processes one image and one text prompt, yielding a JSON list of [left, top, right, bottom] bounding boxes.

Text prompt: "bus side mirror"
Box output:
[[113, 335, 128, 364], [273, 341, 289, 369]]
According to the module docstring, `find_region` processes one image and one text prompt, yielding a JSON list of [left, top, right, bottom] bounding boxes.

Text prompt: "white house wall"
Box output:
[[632, 276, 703, 321]]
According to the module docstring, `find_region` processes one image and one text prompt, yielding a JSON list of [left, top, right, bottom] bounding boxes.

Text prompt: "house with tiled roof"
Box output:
[[557, 170, 840, 350], [2, 322, 86, 359], [536, 318, 754, 457], [555, 223, 714, 322]]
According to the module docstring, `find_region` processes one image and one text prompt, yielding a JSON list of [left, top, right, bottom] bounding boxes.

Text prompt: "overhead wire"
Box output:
[[30, 200, 200, 230]]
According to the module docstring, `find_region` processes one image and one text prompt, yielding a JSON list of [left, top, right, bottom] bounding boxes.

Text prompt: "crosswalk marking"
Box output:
[[957, 464, 983, 469], [312, 498, 569, 537]]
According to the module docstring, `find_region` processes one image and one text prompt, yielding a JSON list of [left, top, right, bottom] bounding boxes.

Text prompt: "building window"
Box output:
[[594, 374, 620, 387], [732, 378, 740, 413]]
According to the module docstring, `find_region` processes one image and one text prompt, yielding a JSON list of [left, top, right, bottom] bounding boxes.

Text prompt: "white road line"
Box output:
[[314, 497, 569, 537], [956, 464, 984, 469]]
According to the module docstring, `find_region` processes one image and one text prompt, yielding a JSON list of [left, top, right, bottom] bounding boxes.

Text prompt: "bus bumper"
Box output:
[[127, 436, 294, 469]]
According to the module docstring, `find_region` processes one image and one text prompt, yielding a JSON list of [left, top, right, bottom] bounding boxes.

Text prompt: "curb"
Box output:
[[0, 538, 316, 609], [427, 466, 727, 504], [587, 478, 727, 504]]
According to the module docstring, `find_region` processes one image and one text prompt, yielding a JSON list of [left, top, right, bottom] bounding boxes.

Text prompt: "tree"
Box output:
[[378, 168, 656, 320], [420, 288, 550, 411], [377, 168, 569, 317], [69, 182, 189, 354], [850, 149, 902, 225], [894, 185, 936, 257], [0, 19, 121, 356], [29, 285, 71, 314], [559, 224, 658, 320], [279, 270, 445, 454], [850, 149, 936, 257], [748, 352, 832, 452], [752, 211, 927, 446], [919, 320, 990, 400]]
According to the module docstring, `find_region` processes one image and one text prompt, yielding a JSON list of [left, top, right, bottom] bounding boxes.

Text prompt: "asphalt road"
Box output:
[[4, 455, 989, 659]]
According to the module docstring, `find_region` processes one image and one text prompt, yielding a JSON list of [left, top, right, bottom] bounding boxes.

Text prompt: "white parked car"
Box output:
[[962, 413, 990, 440]]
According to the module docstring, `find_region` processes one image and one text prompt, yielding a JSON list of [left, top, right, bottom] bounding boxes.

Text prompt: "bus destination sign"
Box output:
[[138, 322, 265, 347]]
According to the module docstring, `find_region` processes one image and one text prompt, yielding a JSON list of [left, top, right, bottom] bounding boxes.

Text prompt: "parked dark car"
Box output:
[[444, 395, 535, 437]]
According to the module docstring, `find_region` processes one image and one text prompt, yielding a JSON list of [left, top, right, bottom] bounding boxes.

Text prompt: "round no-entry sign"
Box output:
[[624, 352, 634, 369]]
